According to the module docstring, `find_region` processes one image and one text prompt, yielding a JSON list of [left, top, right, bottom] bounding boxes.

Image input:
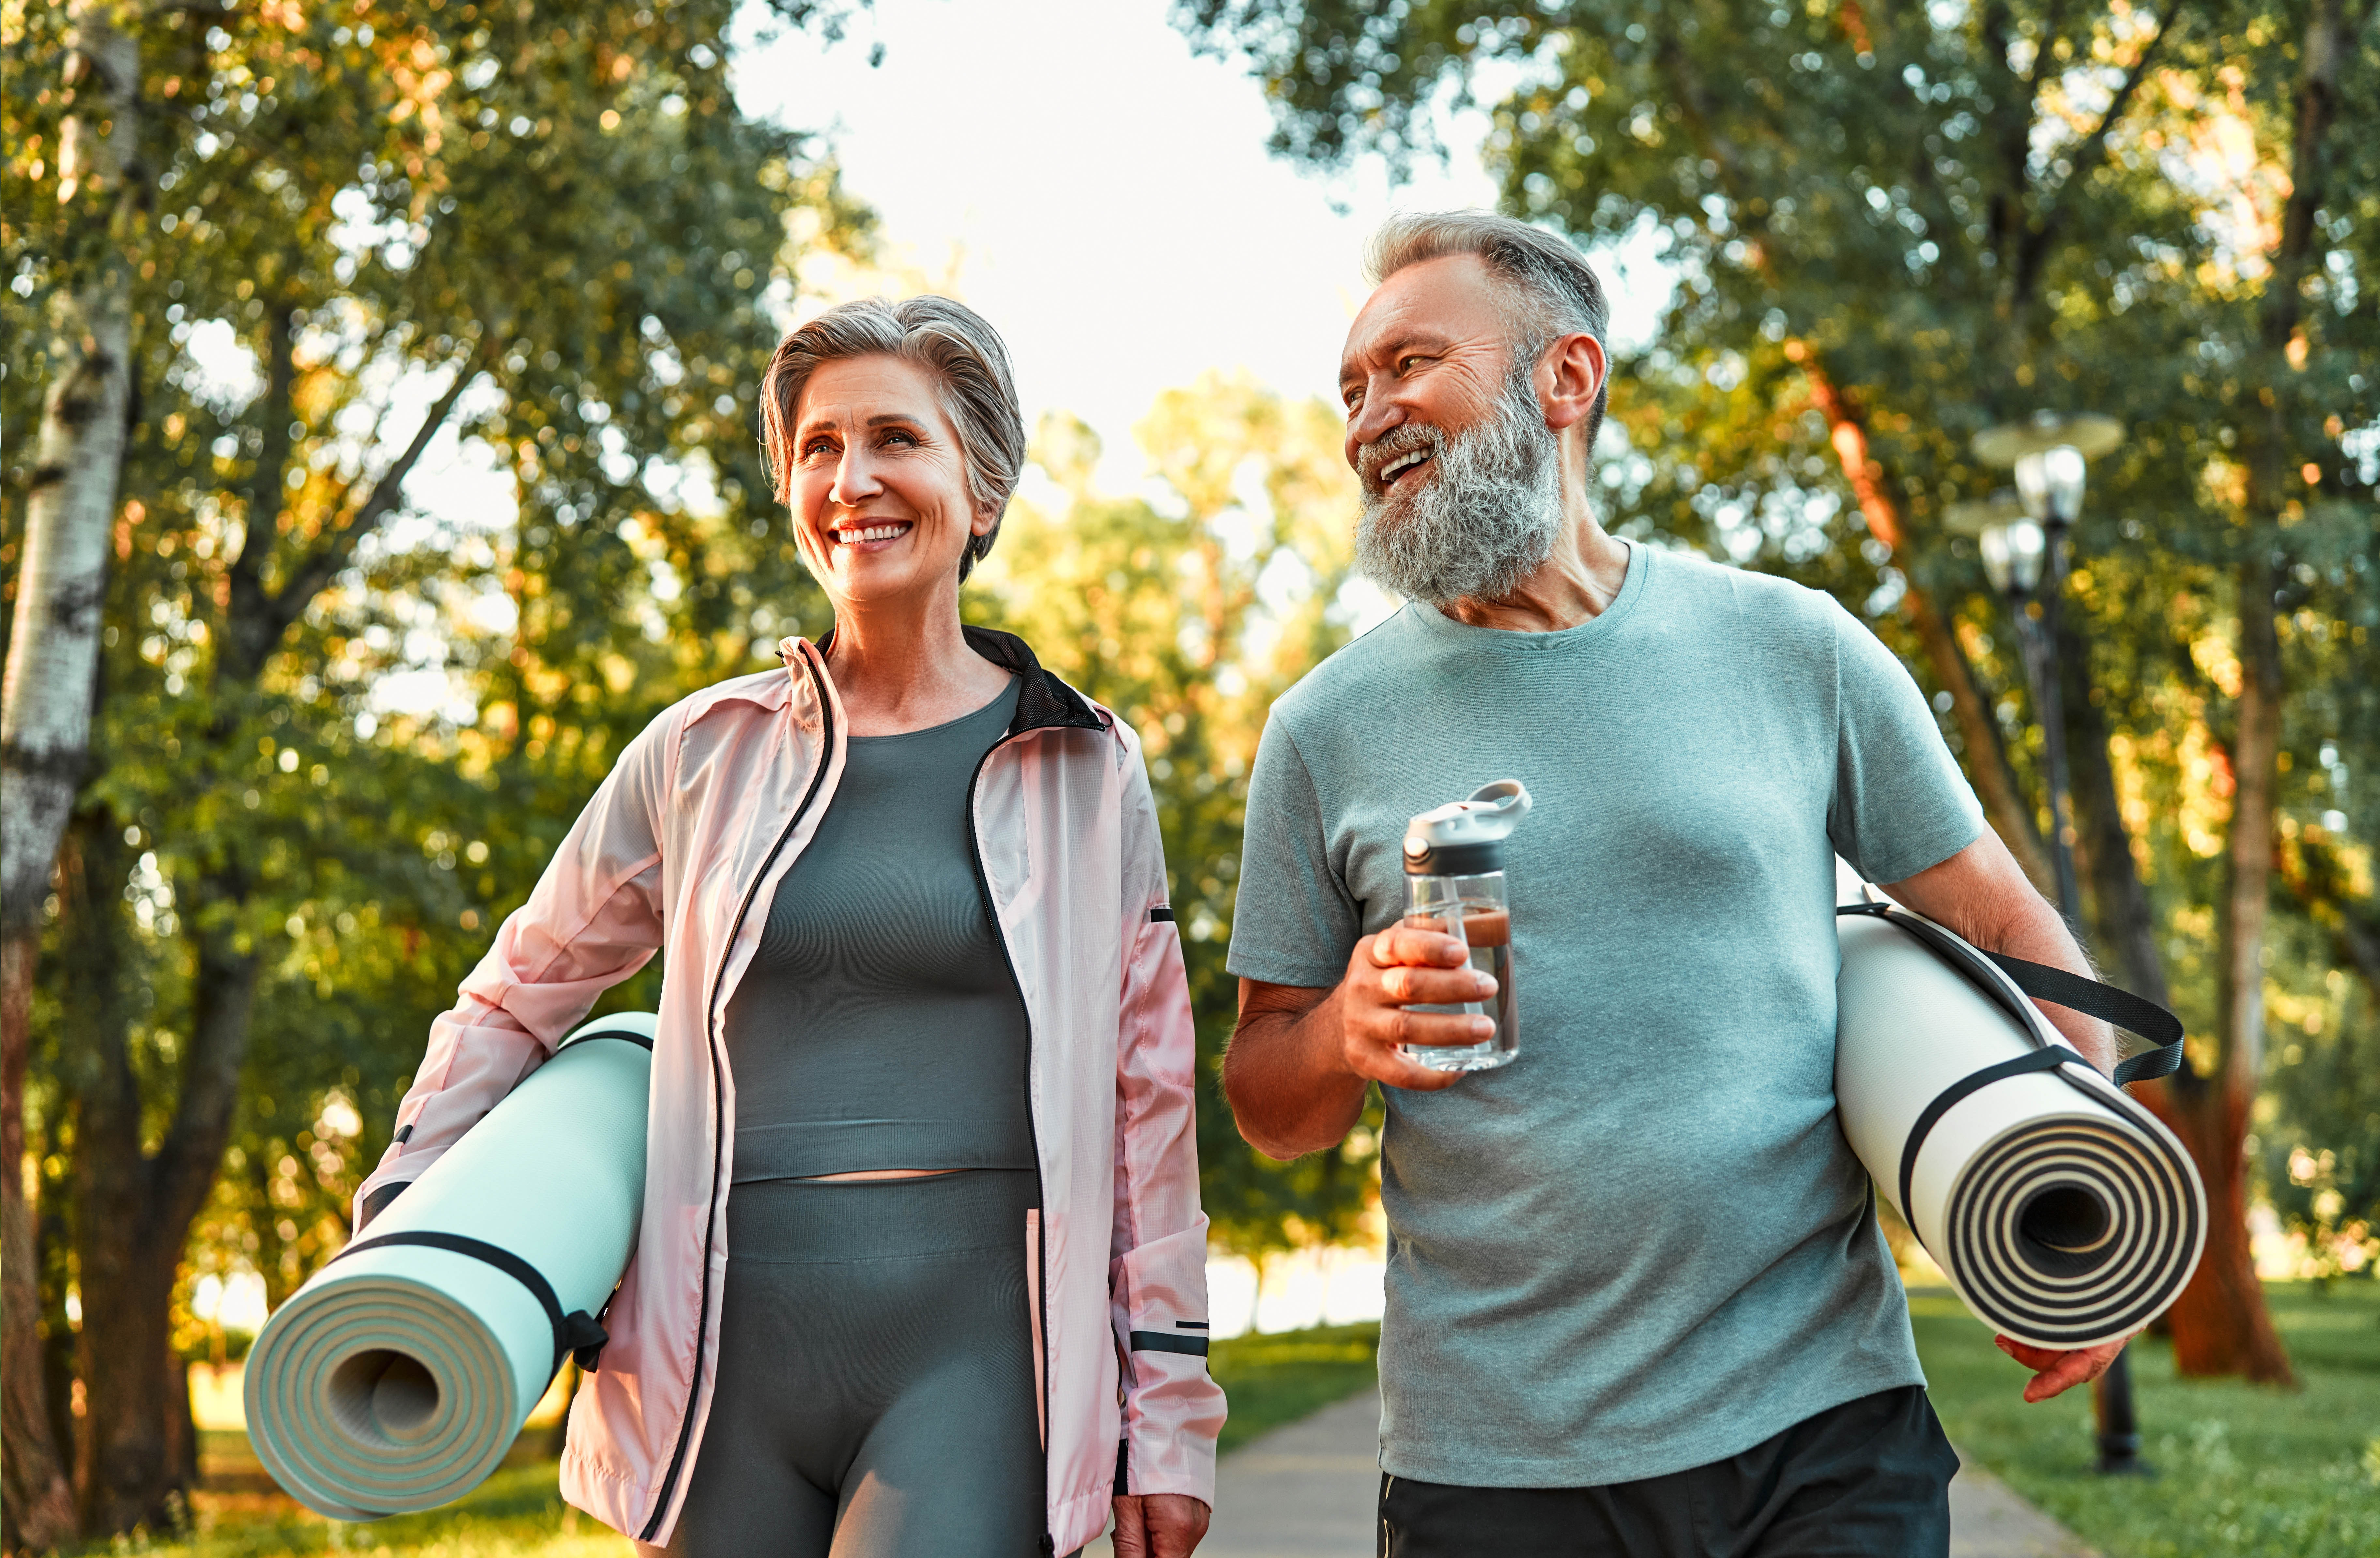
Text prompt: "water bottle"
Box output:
[[1398, 780, 1529, 1073]]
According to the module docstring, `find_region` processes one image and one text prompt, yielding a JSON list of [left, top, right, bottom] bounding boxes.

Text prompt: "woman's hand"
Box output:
[[1110, 1492, 1210, 1558]]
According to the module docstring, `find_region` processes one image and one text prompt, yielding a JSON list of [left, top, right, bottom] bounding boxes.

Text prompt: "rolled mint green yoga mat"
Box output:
[[244, 1013, 654, 1519]]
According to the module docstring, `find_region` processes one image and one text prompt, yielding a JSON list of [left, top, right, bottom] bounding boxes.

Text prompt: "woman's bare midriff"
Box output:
[[798, 1168, 966, 1182]]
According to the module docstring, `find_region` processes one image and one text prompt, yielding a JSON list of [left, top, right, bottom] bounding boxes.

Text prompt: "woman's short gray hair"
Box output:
[[759, 296, 1026, 582], [1365, 210, 1611, 455]]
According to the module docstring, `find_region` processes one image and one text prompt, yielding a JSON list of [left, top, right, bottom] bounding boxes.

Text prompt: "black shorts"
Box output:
[[1377, 1385, 1957, 1558]]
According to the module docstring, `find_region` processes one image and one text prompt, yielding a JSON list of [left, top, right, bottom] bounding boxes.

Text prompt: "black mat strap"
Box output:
[[560, 1023, 654, 1052], [334, 1230, 607, 1377], [1895, 1045, 2089, 1224], [1978, 953, 2185, 1083], [1837, 902, 2184, 1084]]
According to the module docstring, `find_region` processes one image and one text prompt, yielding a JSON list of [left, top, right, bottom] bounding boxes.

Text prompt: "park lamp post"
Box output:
[[1963, 410, 2148, 1477]]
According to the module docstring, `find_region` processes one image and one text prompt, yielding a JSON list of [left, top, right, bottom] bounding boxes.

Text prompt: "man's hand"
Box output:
[[1337, 925, 1499, 1092], [1224, 925, 1498, 1159], [1111, 1492, 1210, 1558], [1996, 1334, 2131, 1403]]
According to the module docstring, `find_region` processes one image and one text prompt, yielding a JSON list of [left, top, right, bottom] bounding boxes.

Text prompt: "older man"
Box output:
[[1223, 211, 2124, 1556]]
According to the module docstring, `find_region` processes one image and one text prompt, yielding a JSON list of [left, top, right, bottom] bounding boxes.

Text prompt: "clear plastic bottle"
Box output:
[[1398, 780, 1529, 1073]]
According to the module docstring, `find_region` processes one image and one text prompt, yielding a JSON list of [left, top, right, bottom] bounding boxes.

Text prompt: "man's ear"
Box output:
[[1541, 332, 1607, 434]]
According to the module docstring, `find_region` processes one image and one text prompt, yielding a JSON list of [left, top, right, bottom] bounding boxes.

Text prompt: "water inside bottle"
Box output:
[[1400, 902, 1517, 1072]]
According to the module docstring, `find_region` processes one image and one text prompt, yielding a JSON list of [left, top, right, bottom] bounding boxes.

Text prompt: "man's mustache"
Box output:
[[1355, 422, 1441, 490]]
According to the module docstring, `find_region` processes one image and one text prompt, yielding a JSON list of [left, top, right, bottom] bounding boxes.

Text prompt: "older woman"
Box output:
[[355, 297, 1220, 1557]]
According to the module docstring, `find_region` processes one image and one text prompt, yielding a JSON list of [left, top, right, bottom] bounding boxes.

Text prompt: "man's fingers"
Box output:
[[1362, 1053, 1470, 1091], [1378, 1008, 1496, 1048], [2022, 1353, 2097, 1403], [1997, 1335, 2122, 1403], [1377, 963, 1497, 1007], [1994, 1336, 2062, 1371], [1368, 926, 1471, 969]]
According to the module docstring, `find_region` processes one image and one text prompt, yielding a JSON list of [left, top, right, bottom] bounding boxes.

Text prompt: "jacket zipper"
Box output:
[[639, 649, 838, 1542], [962, 724, 1057, 1554]]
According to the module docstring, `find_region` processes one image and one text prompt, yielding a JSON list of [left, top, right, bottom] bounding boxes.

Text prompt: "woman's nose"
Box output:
[[829, 448, 883, 507]]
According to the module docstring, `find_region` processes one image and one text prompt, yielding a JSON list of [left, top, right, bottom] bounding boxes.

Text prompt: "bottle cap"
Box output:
[[1403, 779, 1531, 876]]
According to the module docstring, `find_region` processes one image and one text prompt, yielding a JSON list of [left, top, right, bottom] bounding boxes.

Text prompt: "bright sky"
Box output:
[[729, 0, 1671, 477], [730, 0, 1496, 465]]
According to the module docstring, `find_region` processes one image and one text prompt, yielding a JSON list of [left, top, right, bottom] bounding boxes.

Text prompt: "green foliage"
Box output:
[[971, 379, 1383, 1262], [3, 0, 867, 1398], [1914, 1282, 2380, 1558], [1180, 0, 2380, 1259]]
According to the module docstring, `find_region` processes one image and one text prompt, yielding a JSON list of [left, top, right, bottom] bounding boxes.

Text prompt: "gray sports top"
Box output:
[[724, 676, 1032, 1183]]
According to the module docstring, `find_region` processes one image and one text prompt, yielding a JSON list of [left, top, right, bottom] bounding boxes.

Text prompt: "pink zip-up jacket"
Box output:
[[355, 628, 1223, 1551]]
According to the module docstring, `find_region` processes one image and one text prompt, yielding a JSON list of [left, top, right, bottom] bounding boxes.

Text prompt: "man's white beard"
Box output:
[[1354, 368, 1566, 608]]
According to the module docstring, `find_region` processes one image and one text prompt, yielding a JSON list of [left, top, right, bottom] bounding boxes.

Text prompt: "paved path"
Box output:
[[1085, 1392, 2094, 1557]]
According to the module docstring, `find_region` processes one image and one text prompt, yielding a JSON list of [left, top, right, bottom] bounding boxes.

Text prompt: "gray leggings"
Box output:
[[647, 1170, 1046, 1558]]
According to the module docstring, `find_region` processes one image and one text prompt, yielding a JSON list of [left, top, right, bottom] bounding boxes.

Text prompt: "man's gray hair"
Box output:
[[1365, 210, 1611, 458], [759, 296, 1026, 582]]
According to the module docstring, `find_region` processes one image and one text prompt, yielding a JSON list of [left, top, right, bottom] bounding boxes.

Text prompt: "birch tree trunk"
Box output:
[[1, 5, 141, 1546]]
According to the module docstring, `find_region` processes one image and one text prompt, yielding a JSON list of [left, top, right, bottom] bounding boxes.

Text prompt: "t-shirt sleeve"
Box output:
[[1226, 713, 1362, 989], [1826, 600, 1987, 885]]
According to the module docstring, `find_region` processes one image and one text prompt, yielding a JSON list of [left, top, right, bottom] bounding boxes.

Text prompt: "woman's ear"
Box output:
[[971, 501, 1001, 538]]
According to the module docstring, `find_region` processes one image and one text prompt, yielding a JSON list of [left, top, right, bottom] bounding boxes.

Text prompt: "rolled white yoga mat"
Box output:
[[244, 1013, 654, 1519], [1835, 904, 2204, 1351]]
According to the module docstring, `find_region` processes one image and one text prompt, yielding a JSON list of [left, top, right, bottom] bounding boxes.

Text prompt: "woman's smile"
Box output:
[[828, 517, 915, 551]]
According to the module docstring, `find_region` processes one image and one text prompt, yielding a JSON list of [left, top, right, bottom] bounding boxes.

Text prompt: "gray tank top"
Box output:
[[723, 677, 1032, 1183]]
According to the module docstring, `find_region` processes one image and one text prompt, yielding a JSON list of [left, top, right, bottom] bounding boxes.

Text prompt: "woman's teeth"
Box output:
[[835, 523, 910, 543]]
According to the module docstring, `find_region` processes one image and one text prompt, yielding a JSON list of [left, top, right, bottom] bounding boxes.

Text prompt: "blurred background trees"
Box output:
[[3, 0, 2376, 1546], [3, 0, 863, 1538], [1177, 0, 2377, 1383]]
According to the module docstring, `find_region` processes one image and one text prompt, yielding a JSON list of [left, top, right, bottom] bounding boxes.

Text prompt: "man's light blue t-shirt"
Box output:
[[1227, 543, 1985, 1487]]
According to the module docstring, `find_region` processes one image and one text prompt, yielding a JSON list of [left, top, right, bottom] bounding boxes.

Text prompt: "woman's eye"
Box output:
[[802, 437, 834, 458], [882, 428, 918, 448]]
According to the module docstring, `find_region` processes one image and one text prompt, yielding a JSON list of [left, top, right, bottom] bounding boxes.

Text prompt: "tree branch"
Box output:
[[230, 339, 492, 684], [2015, 5, 2178, 290]]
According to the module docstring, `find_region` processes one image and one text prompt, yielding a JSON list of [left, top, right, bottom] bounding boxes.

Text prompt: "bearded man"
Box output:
[[1223, 211, 2127, 1557]]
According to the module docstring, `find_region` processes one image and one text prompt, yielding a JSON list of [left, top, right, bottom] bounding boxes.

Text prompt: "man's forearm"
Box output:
[[1884, 837, 2117, 1075], [1224, 985, 1367, 1160], [1976, 909, 2117, 1075]]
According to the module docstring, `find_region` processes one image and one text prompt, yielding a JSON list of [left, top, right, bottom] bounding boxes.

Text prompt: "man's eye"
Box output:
[[1398, 354, 1427, 373]]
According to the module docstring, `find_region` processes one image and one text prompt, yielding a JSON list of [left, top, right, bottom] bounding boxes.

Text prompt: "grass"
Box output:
[[95, 1321, 1383, 1554], [1210, 1320, 1380, 1453], [1911, 1279, 2380, 1558]]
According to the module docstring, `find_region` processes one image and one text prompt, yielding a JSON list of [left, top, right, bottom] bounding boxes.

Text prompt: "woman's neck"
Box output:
[[822, 597, 1012, 737]]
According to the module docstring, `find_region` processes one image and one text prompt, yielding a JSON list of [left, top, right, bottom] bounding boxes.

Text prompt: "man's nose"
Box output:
[[1346, 381, 1405, 462]]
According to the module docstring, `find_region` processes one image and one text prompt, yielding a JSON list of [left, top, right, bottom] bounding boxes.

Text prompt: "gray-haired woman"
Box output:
[[652, 300, 1219, 1554], [371, 293, 1218, 1558]]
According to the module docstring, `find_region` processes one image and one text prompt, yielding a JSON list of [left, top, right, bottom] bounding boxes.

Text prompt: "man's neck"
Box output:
[[1437, 503, 1630, 633]]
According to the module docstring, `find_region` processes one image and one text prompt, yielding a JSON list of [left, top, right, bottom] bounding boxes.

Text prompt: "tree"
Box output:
[[972, 378, 1383, 1268], [1, 4, 139, 1543], [2, 0, 866, 1534], [1179, 0, 2380, 1379]]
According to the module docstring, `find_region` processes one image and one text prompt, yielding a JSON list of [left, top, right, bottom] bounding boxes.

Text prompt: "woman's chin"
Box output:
[[823, 558, 955, 613]]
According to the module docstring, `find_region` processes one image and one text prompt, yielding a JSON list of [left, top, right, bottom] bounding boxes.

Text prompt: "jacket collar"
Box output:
[[805, 623, 1109, 739]]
